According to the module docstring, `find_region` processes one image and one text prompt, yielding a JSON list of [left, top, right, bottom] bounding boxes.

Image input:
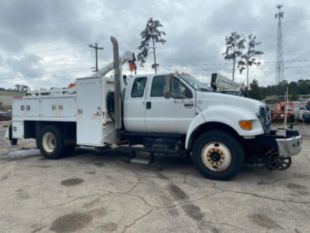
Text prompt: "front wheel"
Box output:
[[37, 125, 65, 159], [192, 130, 244, 180]]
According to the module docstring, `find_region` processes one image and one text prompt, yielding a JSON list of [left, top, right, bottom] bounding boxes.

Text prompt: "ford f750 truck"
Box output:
[[5, 37, 302, 180]]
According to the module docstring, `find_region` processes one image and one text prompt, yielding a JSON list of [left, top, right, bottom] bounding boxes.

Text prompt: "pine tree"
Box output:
[[137, 18, 166, 73], [223, 32, 246, 81], [238, 34, 263, 96], [249, 79, 264, 100]]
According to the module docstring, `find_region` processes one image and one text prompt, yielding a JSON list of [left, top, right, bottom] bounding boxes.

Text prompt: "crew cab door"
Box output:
[[144, 75, 195, 134], [124, 76, 148, 131]]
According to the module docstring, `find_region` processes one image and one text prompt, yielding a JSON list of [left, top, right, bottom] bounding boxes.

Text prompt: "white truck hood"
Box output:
[[196, 92, 264, 114]]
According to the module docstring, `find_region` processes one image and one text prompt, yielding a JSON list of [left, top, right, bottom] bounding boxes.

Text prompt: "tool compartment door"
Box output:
[[76, 77, 103, 146]]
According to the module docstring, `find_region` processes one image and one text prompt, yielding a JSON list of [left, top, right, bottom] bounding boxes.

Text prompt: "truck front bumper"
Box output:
[[245, 129, 302, 170], [253, 129, 302, 158], [276, 134, 302, 158]]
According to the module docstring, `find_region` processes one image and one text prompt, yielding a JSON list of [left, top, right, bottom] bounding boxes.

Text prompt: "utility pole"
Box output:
[[89, 43, 103, 72], [275, 5, 285, 84]]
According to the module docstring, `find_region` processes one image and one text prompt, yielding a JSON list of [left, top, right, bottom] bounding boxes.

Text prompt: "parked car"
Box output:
[[0, 110, 11, 121], [303, 103, 310, 123]]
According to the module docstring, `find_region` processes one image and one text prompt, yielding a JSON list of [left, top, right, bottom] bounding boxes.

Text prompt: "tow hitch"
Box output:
[[255, 150, 292, 170], [253, 129, 302, 171], [255, 149, 292, 170]]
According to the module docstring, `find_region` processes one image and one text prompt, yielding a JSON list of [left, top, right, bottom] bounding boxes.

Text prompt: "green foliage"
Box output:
[[237, 34, 263, 74], [137, 18, 166, 72], [290, 93, 299, 101], [247, 79, 310, 100], [223, 32, 246, 80], [249, 79, 264, 100]]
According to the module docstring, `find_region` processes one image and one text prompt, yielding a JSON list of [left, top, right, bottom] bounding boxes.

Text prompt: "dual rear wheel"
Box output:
[[37, 125, 75, 159]]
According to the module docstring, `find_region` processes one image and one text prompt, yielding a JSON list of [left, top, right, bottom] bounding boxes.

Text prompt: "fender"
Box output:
[[185, 106, 264, 149]]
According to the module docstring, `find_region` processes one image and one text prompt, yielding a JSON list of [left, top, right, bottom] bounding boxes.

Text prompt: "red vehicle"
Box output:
[[270, 101, 295, 122]]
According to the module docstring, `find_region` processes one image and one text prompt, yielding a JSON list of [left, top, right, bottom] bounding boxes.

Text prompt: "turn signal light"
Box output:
[[239, 120, 253, 131]]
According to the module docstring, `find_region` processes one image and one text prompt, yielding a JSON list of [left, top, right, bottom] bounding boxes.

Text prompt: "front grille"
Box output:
[[260, 106, 271, 133]]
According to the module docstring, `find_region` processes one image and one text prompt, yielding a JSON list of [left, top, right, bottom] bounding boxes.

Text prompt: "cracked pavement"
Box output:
[[0, 122, 310, 233]]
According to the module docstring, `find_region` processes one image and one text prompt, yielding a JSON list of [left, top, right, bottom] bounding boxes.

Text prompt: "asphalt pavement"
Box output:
[[0, 122, 309, 233]]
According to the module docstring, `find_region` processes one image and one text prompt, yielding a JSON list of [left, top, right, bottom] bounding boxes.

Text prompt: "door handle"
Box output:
[[146, 101, 152, 109], [184, 103, 194, 108]]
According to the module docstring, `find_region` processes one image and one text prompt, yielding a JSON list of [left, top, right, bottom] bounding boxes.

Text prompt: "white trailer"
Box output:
[[6, 37, 302, 180]]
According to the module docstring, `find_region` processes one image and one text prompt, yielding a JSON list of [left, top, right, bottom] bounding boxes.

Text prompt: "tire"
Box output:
[[10, 138, 18, 146], [37, 125, 65, 159], [192, 130, 245, 180], [9, 126, 18, 145]]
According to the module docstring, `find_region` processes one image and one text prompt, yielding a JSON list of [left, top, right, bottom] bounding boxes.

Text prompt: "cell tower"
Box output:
[[275, 4, 284, 84]]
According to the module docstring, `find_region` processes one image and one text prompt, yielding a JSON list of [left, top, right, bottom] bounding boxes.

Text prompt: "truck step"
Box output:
[[130, 152, 154, 165]]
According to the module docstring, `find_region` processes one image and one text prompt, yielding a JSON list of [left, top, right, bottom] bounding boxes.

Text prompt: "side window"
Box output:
[[131, 77, 147, 98], [151, 75, 166, 97], [171, 77, 193, 99]]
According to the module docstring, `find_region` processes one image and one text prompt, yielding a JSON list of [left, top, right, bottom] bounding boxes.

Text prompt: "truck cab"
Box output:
[[124, 73, 195, 134]]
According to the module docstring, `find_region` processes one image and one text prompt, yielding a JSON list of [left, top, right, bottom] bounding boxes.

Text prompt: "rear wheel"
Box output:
[[9, 126, 18, 145], [192, 130, 244, 180], [37, 125, 65, 159], [10, 138, 18, 146]]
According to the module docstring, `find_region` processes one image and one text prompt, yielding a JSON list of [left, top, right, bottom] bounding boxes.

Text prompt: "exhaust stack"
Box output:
[[111, 36, 122, 133]]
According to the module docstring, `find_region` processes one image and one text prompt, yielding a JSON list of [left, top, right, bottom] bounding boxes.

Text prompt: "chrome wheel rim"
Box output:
[[42, 132, 56, 153], [201, 141, 232, 171]]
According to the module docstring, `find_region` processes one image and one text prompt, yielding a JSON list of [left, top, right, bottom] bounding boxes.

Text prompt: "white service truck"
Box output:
[[5, 37, 302, 180]]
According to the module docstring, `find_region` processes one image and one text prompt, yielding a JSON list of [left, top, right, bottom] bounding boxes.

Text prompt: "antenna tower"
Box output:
[[275, 4, 284, 84]]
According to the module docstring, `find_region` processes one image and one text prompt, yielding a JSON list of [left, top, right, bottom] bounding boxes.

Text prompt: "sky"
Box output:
[[0, 0, 309, 90]]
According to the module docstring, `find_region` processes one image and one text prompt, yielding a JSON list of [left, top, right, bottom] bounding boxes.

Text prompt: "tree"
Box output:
[[237, 34, 263, 96], [223, 32, 245, 81], [248, 79, 264, 100], [290, 93, 299, 101], [137, 18, 166, 73]]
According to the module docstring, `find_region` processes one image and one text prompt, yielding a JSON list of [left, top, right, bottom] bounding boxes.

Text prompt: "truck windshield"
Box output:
[[177, 73, 210, 92]]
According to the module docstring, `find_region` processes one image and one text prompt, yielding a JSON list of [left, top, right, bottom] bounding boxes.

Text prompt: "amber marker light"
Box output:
[[239, 120, 253, 130]]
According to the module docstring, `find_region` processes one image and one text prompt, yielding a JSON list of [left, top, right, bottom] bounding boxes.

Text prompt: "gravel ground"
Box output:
[[0, 121, 309, 233]]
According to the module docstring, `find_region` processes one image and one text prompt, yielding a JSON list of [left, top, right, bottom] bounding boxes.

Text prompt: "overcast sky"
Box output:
[[0, 0, 309, 89]]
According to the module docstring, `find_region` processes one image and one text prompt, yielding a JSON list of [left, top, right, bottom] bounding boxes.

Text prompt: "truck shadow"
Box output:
[[66, 148, 288, 182]]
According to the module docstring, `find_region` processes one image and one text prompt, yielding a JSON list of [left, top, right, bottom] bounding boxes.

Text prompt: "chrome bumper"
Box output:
[[276, 135, 302, 158]]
